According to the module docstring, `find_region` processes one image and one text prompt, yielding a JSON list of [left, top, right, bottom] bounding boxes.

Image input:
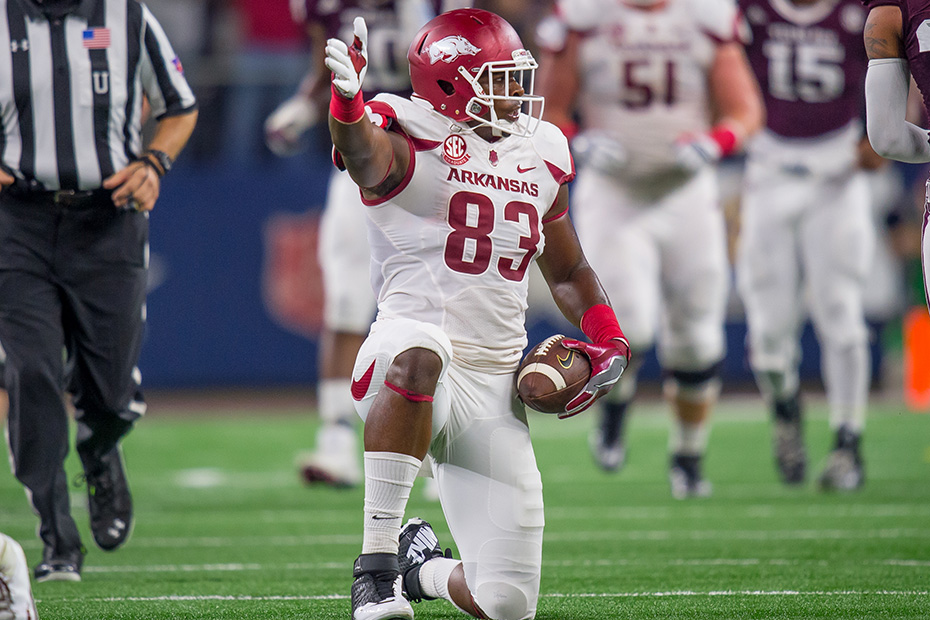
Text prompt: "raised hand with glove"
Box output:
[[325, 16, 369, 123], [560, 304, 631, 418]]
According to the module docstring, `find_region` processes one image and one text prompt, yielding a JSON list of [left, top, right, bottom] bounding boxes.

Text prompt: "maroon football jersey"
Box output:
[[741, 0, 870, 138], [296, 0, 446, 95], [887, 0, 930, 115]]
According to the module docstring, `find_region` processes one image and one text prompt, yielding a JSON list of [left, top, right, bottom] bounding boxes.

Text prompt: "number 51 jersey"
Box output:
[[359, 94, 575, 373]]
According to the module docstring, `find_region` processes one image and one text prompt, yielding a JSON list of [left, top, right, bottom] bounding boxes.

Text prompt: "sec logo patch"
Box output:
[[442, 134, 469, 166]]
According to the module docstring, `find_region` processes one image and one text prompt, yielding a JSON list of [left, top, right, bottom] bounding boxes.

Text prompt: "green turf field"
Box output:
[[1, 396, 928, 619]]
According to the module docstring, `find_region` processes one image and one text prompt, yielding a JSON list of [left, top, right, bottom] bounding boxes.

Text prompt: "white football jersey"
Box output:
[[556, 0, 741, 184], [360, 94, 574, 372]]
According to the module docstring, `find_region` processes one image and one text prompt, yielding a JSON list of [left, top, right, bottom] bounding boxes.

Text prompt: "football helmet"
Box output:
[[407, 9, 544, 136]]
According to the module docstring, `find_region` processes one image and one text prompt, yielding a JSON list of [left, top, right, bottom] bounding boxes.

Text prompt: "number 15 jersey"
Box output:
[[358, 94, 575, 373]]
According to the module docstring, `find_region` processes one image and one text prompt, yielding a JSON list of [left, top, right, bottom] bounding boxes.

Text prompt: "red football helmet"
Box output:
[[407, 9, 544, 136]]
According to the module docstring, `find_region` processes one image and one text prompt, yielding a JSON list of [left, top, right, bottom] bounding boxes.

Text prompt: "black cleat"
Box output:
[[772, 395, 807, 484], [80, 445, 133, 551], [397, 518, 452, 602], [668, 453, 712, 499], [33, 546, 84, 583], [351, 553, 413, 620], [818, 426, 865, 491]]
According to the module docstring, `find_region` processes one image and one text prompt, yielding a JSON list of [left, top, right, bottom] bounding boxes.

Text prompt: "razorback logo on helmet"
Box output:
[[428, 35, 481, 65], [442, 134, 470, 165]]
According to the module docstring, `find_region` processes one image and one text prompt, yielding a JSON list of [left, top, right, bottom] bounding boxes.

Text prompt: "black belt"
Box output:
[[5, 188, 113, 208]]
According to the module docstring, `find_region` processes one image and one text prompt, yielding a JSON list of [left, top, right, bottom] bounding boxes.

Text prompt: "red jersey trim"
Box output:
[[544, 159, 575, 185], [542, 206, 569, 224]]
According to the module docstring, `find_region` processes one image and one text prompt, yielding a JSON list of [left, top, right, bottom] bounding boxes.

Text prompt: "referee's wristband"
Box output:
[[136, 156, 164, 178], [141, 149, 173, 177]]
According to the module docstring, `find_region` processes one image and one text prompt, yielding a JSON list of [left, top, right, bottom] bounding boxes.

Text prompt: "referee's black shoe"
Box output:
[[34, 546, 84, 583], [79, 445, 133, 551]]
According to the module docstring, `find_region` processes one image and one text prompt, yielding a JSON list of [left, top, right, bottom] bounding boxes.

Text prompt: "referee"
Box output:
[[0, 0, 197, 582]]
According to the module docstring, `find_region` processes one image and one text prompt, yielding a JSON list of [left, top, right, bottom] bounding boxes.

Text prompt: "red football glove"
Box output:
[[559, 338, 631, 419]]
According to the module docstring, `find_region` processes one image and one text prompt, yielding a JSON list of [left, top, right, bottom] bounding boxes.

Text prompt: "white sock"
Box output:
[[670, 420, 708, 456], [362, 452, 421, 555], [419, 557, 459, 601], [318, 378, 356, 425], [822, 342, 870, 433]]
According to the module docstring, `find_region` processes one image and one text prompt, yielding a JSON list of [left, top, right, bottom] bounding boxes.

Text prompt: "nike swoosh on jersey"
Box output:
[[557, 351, 574, 369], [351, 360, 377, 401], [517, 165, 536, 173]]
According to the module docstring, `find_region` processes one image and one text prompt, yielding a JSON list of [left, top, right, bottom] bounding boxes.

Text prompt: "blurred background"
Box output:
[[137, 0, 928, 411]]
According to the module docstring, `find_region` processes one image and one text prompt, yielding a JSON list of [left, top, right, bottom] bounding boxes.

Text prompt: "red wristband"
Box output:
[[330, 84, 365, 124], [580, 304, 626, 344], [708, 124, 739, 158]]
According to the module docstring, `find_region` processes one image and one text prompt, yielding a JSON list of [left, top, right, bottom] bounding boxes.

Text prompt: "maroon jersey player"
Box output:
[[863, 0, 930, 312]]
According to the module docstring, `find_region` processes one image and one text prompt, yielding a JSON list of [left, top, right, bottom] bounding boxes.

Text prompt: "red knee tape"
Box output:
[[384, 381, 434, 403], [330, 85, 365, 124]]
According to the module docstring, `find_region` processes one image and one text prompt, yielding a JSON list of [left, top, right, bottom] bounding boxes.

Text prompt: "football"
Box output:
[[516, 334, 591, 414]]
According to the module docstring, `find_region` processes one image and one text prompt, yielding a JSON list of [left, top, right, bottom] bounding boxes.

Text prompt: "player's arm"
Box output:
[[326, 17, 410, 195], [104, 108, 198, 211], [537, 28, 580, 139], [265, 21, 330, 156], [537, 186, 606, 321], [677, 41, 765, 171], [537, 186, 630, 417], [864, 5, 930, 162], [708, 42, 765, 144]]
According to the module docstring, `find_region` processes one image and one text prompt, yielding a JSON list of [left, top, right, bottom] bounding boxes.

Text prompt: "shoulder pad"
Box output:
[[554, 0, 609, 32], [536, 14, 569, 53], [689, 0, 742, 43], [534, 120, 576, 185]]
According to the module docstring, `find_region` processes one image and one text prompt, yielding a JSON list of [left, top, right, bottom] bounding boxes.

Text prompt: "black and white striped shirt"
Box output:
[[0, 0, 196, 191]]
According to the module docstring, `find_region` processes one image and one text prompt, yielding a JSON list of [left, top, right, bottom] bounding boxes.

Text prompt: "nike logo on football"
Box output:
[[557, 351, 574, 369], [516, 165, 536, 173], [351, 360, 377, 401]]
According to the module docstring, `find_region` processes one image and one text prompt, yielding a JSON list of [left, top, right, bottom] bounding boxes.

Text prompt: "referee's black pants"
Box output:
[[0, 191, 147, 559]]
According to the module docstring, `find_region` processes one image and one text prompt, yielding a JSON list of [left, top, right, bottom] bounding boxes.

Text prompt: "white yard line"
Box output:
[[71, 558, 930, 574], [5, 502, 928, 528], [48, 589, 930, 604], [14, 527, 928, 550]]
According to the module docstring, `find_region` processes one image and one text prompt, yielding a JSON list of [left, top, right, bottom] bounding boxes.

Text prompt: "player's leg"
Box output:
[[0, 532, 39, 619], [63, 207, 148, 553], [658, 171, 728, 499], [803, 172, 873, 491], [406, 368, 541, 620], [572, 170, 660, 471], [737, 161, 809, 484], [349, 318, 453, 620], [300, 170, 377, 488]]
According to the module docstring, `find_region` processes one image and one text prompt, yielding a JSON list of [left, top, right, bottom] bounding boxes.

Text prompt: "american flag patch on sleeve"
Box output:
[[83, 28, 111, 49]]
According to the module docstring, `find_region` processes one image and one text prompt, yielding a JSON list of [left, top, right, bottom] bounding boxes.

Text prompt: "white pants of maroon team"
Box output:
[[353, 317, 543, 620], [738, 125, 874, 387]]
